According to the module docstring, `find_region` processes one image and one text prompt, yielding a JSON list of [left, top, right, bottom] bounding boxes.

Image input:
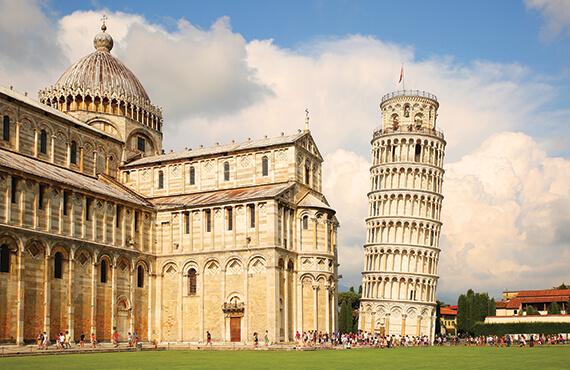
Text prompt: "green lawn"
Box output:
[[0, 346, 567, 370]]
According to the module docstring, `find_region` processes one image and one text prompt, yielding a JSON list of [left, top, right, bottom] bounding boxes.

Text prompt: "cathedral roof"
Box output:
[[0, 148, 150, 206], [297, 192, 334, 212], [150, 182, 294, 210], [124, 131, 309, 167]]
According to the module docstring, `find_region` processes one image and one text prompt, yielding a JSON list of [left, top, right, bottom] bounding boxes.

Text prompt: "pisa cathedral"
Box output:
[[358, 90, 445, 340], [0, 23, 339, 344]]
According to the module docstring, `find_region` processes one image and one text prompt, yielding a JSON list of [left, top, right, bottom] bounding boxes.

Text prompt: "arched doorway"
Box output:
[[116, 296, 131, 339]]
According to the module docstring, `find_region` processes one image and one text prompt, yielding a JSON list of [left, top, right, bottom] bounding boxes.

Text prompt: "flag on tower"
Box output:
[[398, 65, 404, 83]]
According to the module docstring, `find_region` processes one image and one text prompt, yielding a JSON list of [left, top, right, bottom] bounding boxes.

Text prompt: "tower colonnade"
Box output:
[[359, 90, 446, 341]]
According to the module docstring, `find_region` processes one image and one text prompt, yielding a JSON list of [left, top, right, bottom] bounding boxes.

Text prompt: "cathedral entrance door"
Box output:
[[230, 317, 241, 342]]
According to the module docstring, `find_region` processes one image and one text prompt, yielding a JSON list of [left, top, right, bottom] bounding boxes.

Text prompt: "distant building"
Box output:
[[440, 305, 457, 335], [485, 289, 570, 325]]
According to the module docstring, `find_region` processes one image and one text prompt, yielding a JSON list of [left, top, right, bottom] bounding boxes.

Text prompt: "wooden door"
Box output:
[[230, 317, 241, 342]]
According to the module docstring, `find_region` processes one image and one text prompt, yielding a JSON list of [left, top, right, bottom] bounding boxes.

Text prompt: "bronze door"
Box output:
[[230, 317, 241, 342]]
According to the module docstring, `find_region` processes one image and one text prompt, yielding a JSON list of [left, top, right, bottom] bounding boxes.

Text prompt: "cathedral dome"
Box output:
[[39, 22, 162, 132], [53, 23, 150, 103]]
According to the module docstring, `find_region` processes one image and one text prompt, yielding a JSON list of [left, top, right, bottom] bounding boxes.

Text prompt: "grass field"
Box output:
[[0, 346, 567, 370]]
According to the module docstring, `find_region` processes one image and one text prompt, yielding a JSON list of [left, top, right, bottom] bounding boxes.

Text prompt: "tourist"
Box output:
[[264, 330, 269, 346], [253, 332, 259, 349], [206, 331, 212, 347], [128, 332, 133, 347], [37, 332, 43, 350], [42, 331, 49, 350], [79, 333, 85, 348], [64, 330, 71, 349], [133, 330, 139, 346], [91, 332, 97, 348], [58, 332, 65, 350], [112, 328, 120, 348]]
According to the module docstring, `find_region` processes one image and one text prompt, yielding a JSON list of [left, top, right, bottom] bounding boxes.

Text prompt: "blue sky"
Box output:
[[49, 0, 566, 75]]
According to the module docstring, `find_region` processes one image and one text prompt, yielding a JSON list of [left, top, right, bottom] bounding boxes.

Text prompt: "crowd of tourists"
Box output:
[[35, 329, 141, 350], [293, 330, 432, 348], [455, 334, 568, 347]]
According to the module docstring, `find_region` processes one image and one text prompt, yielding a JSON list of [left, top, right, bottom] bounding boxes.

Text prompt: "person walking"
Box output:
[[253, 332, 259, 349], [128, 332, 133, 347], [264, 330, 269, 347], [206, 331, 212, 348], [91, 333, 97, 348], [112, 328, 120, 348], [37, 332, 43, 350], [64, 331, 71, 349], [79, 333, 85, 348], [42, 331, 49, 350]]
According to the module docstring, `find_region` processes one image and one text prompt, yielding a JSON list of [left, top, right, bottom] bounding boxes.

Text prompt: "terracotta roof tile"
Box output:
[[0, 149, 149, 206], [150, 182, 293, 210]]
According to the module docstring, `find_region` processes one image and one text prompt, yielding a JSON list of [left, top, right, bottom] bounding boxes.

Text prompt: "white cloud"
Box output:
[[440, 132, 570, 296], [526, 0, 570, 38], [1, 2, 569, 299], [57, 11, 271, 121]]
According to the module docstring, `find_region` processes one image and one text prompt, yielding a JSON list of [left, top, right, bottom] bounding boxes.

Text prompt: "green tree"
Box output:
[[457, 294, 467, 333], [435, 301, 442, 335], [488, 298, 496, 317], [456, 289, 496, 335], [338, 300, 351, 333], [526, 305, 540, 316], [547, 302, 561, 315]]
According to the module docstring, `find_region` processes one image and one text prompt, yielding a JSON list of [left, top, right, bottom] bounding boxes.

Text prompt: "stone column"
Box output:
[[15, 122, 20, 151], [324, 283, 330, 334], [178, 270, 184, 342], [90, 256, 97, 336], [16, 245, 24, 345], [50, 135, 55, 163], [111, 258, 117, 338], [385, 313, 390, 335], [283, 270, 289, 341], [401, 314, 407, 336], [129, 264, 135, 334], [33, 129, 38, 157], [312, 284, 318, 331], [147, 269, 153, 342], [43, 248, 51, 339], [66, 249, 75, 341], [296, 279, 302, 334]]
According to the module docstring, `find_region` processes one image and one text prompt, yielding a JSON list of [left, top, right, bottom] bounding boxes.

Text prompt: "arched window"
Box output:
[[2, 115, 9, 141], [189, 166, 195, 185], [158, 170, 164, 189], [70, 141, 77, 164], [223, 162, 230, 181], [262, 156, 269, 177], [54, 252, 63, 279], [39, 129, 48, 154], [100, 259, 108, 283], [137, 265, 144, 288], [302, 215, 309, 230], [187, 268, 197, 295], [0, 245, 10, 273], [415, 144, 422, 162], [305, 161, 311, 185], [391, 114, 399, 129]]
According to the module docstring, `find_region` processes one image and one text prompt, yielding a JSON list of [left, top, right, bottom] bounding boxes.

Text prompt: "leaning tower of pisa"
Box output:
[[358, 90, 446, 341]]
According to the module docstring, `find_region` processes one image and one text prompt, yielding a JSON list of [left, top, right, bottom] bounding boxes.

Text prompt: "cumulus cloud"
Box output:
[[56, 11, 272, 121], [526, 0, 570, 38], [0, 2, 569, 299], [440, 132, 570, 296], [0, 0, 65, 95]]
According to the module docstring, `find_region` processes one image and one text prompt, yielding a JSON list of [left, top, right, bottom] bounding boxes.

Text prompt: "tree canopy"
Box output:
[[457, 289, 496, 335]]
